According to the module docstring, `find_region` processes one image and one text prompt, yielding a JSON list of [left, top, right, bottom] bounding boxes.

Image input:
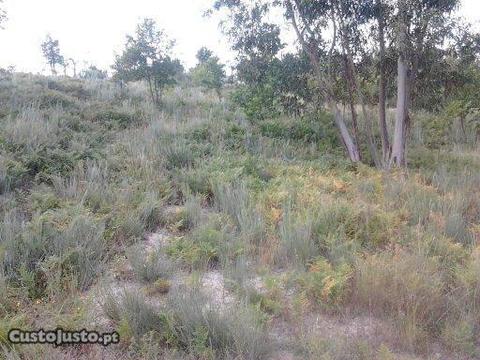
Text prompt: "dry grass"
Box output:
[[1, 74, 479, 359]]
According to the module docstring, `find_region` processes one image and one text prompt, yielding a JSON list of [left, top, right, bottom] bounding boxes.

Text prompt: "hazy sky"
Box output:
[[0, 0, 479, 74]]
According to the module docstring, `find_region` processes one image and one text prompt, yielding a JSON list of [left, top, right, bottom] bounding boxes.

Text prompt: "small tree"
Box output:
[[41, 35, 65, 75], [113, 18, 183, 106], [196, 47, 214, 63], [191, 47, 226, 96], [68, 58, 77, 77], [41, 35, 64, 76]]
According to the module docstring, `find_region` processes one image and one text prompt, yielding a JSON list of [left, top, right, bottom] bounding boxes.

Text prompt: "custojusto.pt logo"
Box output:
[[8, 328, 120, 346]]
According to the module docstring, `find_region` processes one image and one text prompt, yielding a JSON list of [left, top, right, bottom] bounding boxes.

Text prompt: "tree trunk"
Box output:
[[153, 81, 161, 106], [288, 0, 361, 163], [377, 0, 390, 163], [361, 103, 381, 167], [70, 59, 77, 78], [336, 0, 379, 166], [330, 101, 361, 162], [390, 57, 409, 167], [460, 115, 467, 142], [147, 78, 155, 105], [344, 55, 361, 154]]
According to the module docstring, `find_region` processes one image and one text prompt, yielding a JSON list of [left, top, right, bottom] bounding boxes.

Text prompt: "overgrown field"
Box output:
[[1, 73, 479, 359]]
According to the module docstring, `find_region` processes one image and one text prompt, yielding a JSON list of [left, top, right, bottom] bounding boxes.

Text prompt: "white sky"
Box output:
[[0, 0, 479, 75]]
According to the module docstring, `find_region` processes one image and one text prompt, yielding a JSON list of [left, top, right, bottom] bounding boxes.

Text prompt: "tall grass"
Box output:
[[102, 287, 271, 359], [1, 208, 106, 295], [277, 201, 316, 266], [127, 246, 172, 283], [3, 105, 61, 151], [353, 250, 446, 350], [212, 182, 266, 247]]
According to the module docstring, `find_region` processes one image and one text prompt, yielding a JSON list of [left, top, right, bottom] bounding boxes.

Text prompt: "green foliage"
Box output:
[[79, 65, 107, 80], [354, 250, 447, 345], [1, 207, 106, 296], [277, 202, 316, 266], [442, 319, 477, 356], [40, 35, 64, 75], [103, 290, 170, 341], [86, 104, 141, 129], [419, 112, 453, 149], [166, 221, 232, 270], [166, 288, 270, 359], [231, 83, 281, 121], [103, 288, 270, 359], [2, 62, 480, 359], [113, 18, 183, 105], [163, 139, 197, 170], [191, 49, 225, 94], [127, 246, 173, 283], [259, 111, 336, 145], [0, 315, 26, 347], [296, 258, 353, 309], [212, 182, 265, 246]]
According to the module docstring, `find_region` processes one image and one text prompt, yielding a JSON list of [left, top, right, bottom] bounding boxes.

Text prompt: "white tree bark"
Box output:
[[390, 57, 409, 167], [330, 101, 361, 162]]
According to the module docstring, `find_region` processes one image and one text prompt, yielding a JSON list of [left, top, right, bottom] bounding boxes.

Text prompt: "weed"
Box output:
[[103, 290, 170, 340], [296, 257, 353, 310], [213, 182, 266, 247], [167, 287, 270, 359], [127, 246, 172, 283], [277, 202, 316, 266], [354, 250, 447, 348]]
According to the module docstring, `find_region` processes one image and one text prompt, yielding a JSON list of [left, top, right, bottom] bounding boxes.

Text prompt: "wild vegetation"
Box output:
[[0, 1, 479, 360]]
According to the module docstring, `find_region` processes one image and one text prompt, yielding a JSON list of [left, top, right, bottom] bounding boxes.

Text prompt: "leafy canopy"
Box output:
[[113, 18, 183, 105], [41, 35, 64, 75], [191, 47, 226, 94]]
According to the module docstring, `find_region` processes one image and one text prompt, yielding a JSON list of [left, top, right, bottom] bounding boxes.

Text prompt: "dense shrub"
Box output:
[[103, 288, 270, 359], [127, 246, 173, 283], [1, 208, 106, 296]]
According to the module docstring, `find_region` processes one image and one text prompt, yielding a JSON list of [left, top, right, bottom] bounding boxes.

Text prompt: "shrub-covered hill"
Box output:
[[1, 73, 479, 359]]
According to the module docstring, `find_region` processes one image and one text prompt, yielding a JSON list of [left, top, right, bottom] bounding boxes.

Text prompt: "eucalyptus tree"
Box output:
[[196, 47, 215, 63], [113, 18, 183, 106], [390, 0, 459, 166], [282, 0, 364, 162], [191, 47, 226, 96], [215, 0, 462, 167], [41, 35, 65, 76]]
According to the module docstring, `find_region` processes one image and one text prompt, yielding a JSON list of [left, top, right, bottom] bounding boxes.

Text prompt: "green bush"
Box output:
[[39, 90, 78, 109], [230, 84, 281, 122], [166, 222, 231, 269], [441, 319, 477, 356], [102, 287, 270, 359], [127, 246, 173, 283], [103, 290, 170, 341], [85, 103, 140, 129], [296, 257, 352, 309], [354, 250, 447, 346], [418, 112, 453, 149], [277, 203, 317, 266], [212, 182, 266, 247], [167, 288, 270, 359], [1, 208, 106, 295]]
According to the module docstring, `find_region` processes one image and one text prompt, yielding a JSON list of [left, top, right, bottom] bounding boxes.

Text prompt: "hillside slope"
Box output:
[[1, 74, 480, 359]]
